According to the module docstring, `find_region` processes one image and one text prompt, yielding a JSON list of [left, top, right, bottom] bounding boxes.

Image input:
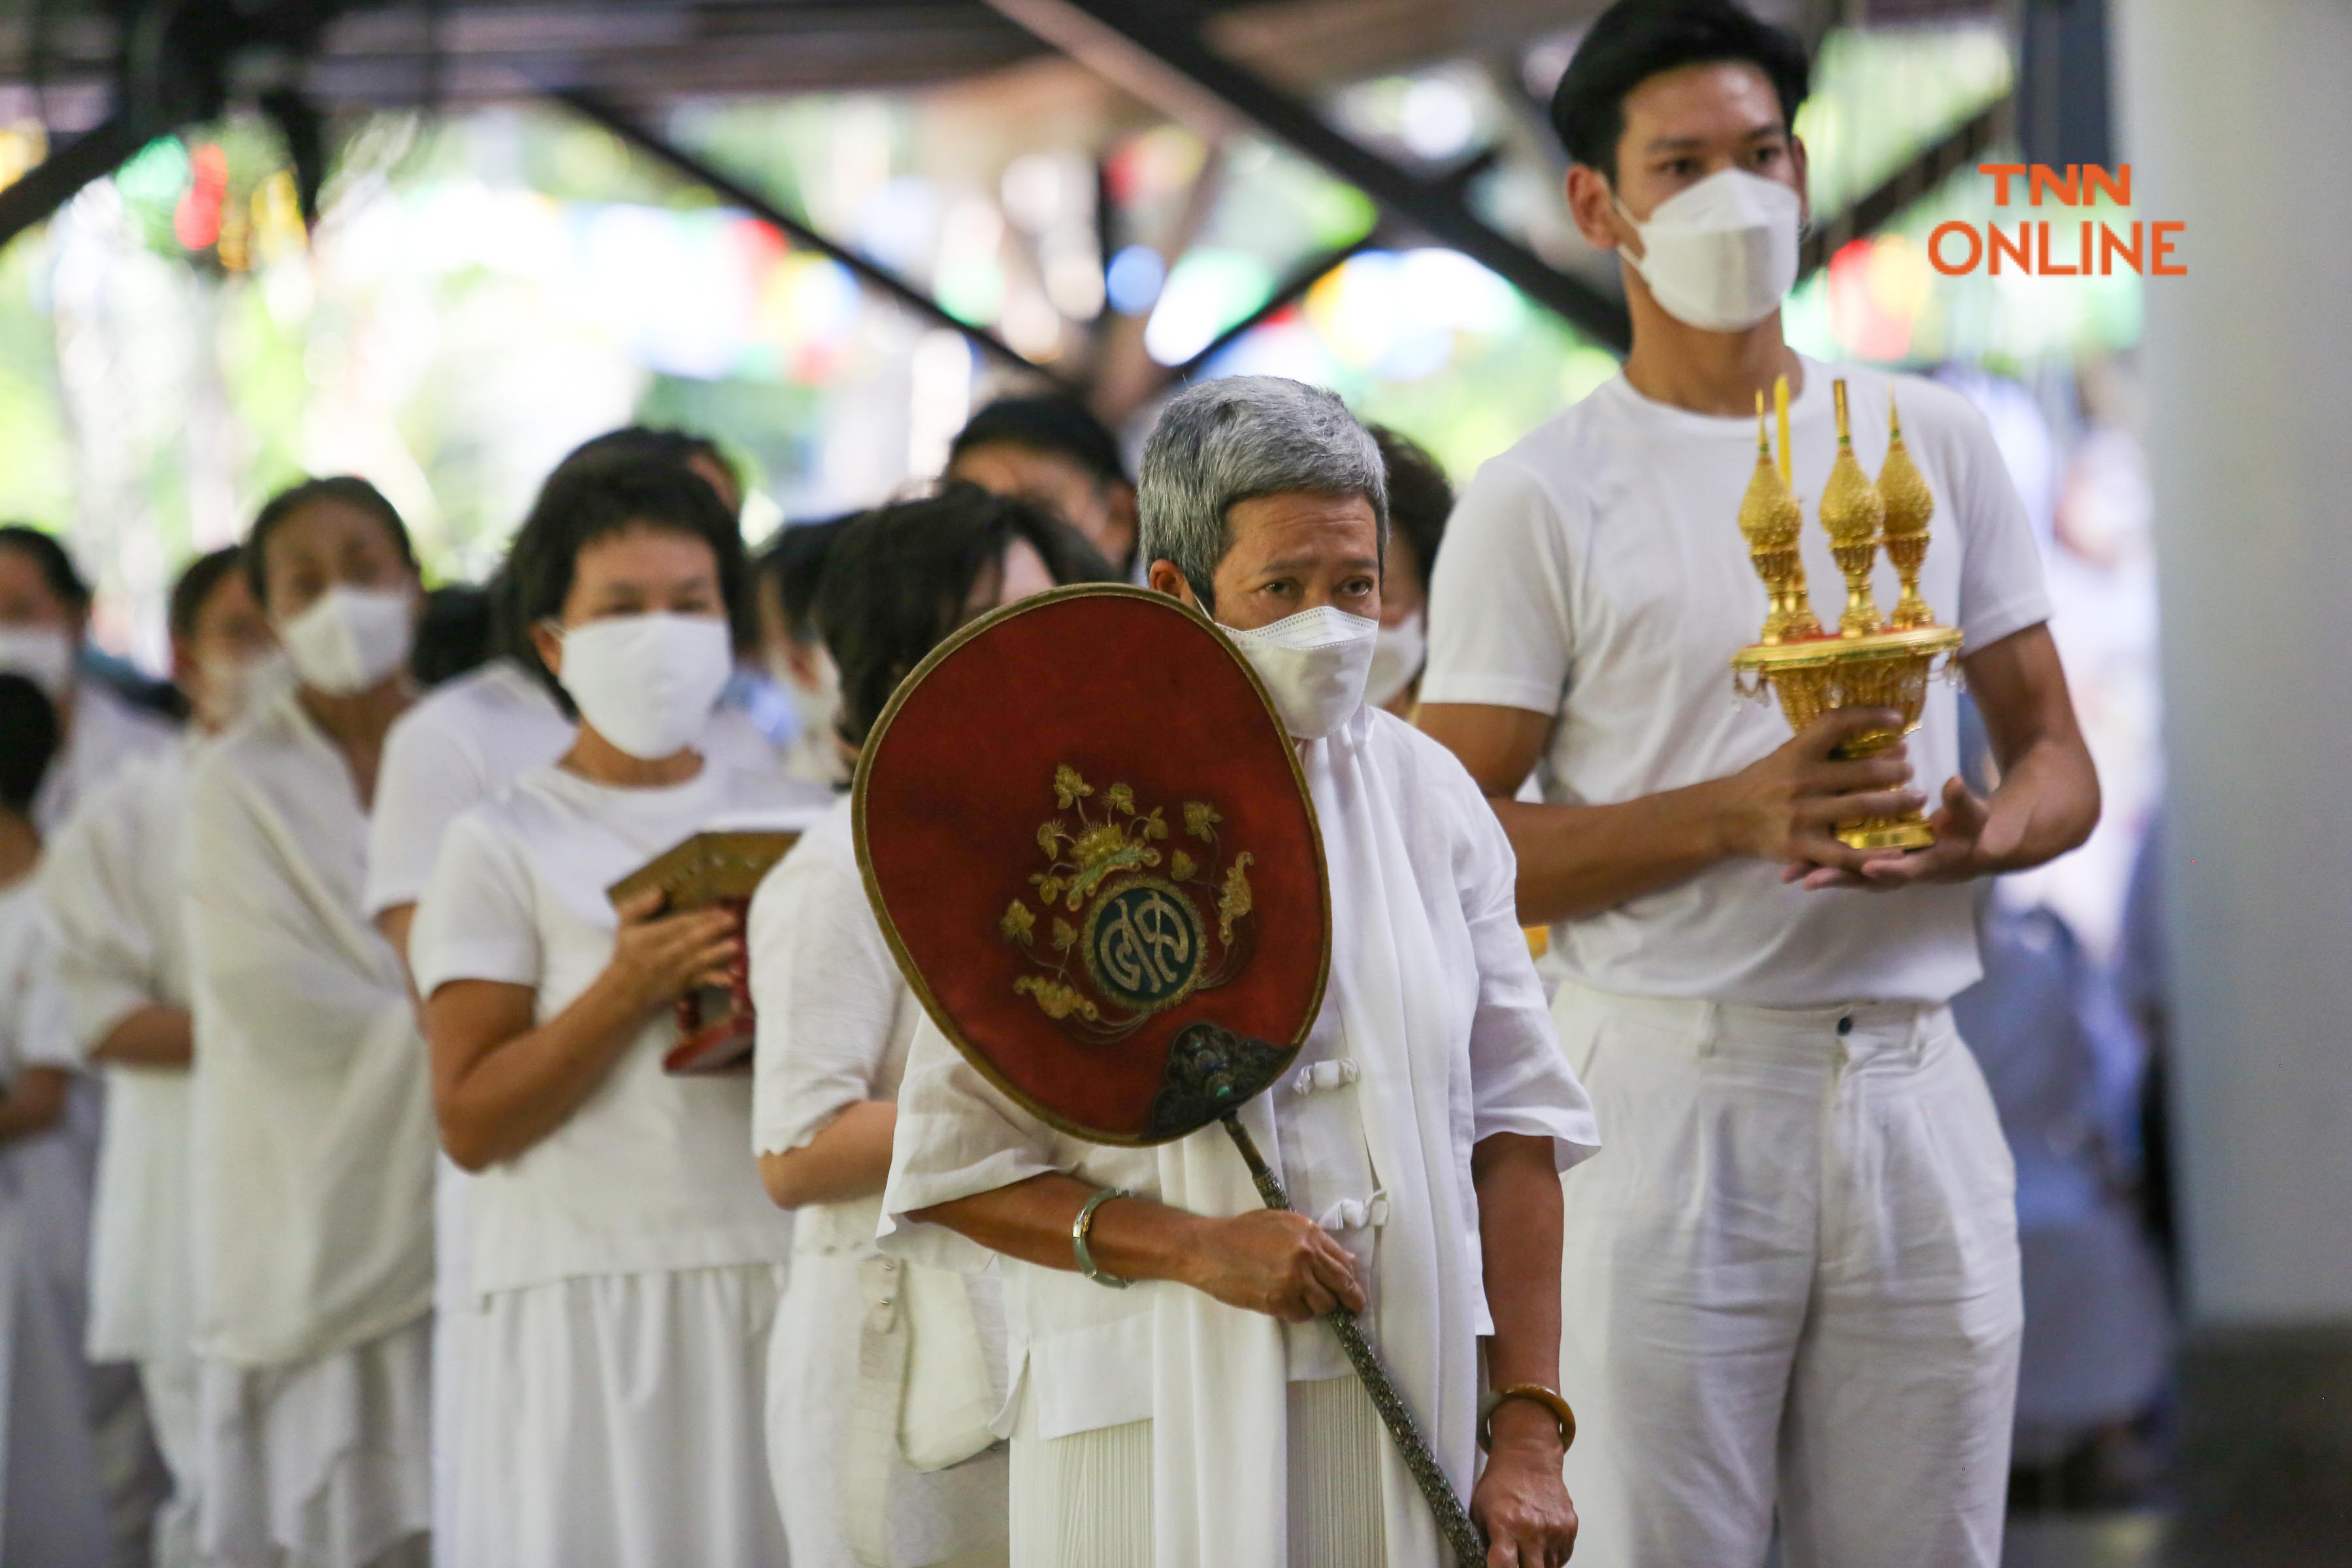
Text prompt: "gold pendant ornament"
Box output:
[[1731, 378, 1963, 851]]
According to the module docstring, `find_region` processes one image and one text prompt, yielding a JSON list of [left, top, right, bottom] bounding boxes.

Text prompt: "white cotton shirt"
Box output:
[[881, 709, 1601, 1443], [1420, 356, 2053, 1007], [35, 680, 176, 836], [364, 656, 783, 919], [408, 759, 827, 1296], [0, 880, 74, 1075], [38, 740, 199, 1363], [746, 794, 913, 1256]]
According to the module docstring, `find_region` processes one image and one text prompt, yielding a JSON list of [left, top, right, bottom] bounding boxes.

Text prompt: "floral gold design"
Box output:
[[998, 766, 1258, 1041], [1013, 976, 1101, 1022], [999, 900, 1036, 945], [1218, 853, 1255, 947]]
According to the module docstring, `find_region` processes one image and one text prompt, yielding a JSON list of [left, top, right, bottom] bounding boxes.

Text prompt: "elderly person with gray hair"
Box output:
[[880, 376, 1600, 1568]]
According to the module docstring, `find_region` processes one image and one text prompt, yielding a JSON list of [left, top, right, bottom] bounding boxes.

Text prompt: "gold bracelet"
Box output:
[[1477, 1383, 1576, 1453]]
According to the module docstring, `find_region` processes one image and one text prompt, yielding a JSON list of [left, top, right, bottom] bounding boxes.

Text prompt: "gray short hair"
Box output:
[[1137, 376, 1387, 612]]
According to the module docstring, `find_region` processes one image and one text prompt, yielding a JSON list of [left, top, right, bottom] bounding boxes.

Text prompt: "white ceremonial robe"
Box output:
[[0, 881, 115, 1567], [42, 741, 205, 1565], [184, 689, 436, 1568], [881, 706, 1601, 1568], [748, 795, 1011, 1568]]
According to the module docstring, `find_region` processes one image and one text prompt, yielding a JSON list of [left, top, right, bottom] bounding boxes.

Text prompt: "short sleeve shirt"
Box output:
[[1420, 357, 2051, 1005]]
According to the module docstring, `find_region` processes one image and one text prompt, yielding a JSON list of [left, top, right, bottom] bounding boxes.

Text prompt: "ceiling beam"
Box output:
[[0, 114, 143, 247], [1797, 95, 2006, 282], [981, 0, 1630, 352], [552, 87, 1077, 394]]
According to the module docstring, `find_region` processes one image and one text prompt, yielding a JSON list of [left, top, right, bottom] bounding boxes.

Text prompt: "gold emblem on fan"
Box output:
[[998, 766, 1254, 1040]]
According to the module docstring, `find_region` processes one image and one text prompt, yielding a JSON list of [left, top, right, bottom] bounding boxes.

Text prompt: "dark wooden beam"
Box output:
[[983, 0, 1631, 352], [553, 86, 1077, 393]]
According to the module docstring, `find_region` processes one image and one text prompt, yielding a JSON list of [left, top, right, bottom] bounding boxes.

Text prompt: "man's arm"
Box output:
[[1468, 1132, 1579, 1565], [915, 1175, 1367, 1322], [1418, 702, 1924, 925], [1800, 623, 2098, 890]]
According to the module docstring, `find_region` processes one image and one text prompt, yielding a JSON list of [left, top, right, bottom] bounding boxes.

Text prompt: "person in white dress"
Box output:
[[411, 462, 826, 1568], [185, 478, 439, 1568], [882, 379, 1601, 1568], [0, 672, 120, 1567], [41, 547, 281, 1568], [359, 429, 781, 1566], [0, 525, 175, 834], [748, 486, 1116, 1568]]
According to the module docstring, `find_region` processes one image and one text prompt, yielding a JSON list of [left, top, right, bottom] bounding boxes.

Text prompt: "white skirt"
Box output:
[[452, 1265, 789, 1568], [768, 1250, 1010, 1567], [1005, 1373, 1385, 1568], [197, 1315, 433, 1568]]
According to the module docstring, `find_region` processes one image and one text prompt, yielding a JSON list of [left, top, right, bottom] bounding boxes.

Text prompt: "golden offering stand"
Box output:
[[1732, 378, 1962, 851]]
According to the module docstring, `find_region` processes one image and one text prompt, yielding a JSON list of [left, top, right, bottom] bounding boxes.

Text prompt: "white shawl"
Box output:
[[1148, 709, 1482, 1567], [184, 691, 436, 1367]]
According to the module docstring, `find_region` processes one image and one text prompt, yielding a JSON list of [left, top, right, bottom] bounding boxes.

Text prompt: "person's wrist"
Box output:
[[1695, 774, 1756, 861], [1486, 1399, 1567, 1463], [1159, 1209, 1218, 1292]]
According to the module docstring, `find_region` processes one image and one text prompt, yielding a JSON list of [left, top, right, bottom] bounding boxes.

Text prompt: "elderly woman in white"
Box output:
[[880, 377, 1601, 1568], [747, 485, 1115, 1568]]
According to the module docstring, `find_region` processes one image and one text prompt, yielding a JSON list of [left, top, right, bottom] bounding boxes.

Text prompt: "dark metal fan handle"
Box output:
[[1218, 1111, 1487, 1567]]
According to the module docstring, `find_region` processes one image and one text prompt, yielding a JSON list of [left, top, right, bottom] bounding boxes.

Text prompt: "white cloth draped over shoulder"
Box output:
[[881, 706, 1600, 1568], [184, 688, 436, 1367], [39, 740, 199, 1365]]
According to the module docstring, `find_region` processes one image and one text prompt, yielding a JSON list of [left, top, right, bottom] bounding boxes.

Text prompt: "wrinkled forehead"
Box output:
[[1220, 489, 1383, 570]]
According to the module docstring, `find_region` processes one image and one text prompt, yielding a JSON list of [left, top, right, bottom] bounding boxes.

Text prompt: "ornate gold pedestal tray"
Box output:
[[1731, 376, 1965, 851], [1733, 625, 1963, 849]]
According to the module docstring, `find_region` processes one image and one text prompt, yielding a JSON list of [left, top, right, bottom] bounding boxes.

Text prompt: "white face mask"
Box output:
[[195, 648, 293, 730], [1364, 610, 1426, 711], [0, 625, 75, 699], [555, 612, 734, 762], [1615, 168, 1801, 333], [276, 585, 415, 696], [1221, 605, 1379, 741]]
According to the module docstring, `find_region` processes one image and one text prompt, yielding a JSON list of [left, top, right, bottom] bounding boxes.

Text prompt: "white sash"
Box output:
[[1145, 708, 1478, 1567]]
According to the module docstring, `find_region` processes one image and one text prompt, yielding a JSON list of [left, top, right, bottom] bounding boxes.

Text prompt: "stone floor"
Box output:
[[2006, 1513, 2168, 1568], [2004, 1511, 2352, 1568]]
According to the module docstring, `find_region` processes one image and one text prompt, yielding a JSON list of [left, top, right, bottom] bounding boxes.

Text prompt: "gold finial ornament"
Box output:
[[1877, 397, 1936, 629], [1819, 379, 1887, 638], [1729, 376, 1965, 852], [1737, 393, 1821, 644]]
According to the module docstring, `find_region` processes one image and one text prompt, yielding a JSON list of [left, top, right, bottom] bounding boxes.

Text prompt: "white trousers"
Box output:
[[1554, 983, 2022, 1568], [1006, 1373, 1387, 1568]]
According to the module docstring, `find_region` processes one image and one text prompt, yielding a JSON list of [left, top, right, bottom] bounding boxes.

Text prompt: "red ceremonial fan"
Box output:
[[853, 584, 1330, 1141], [855, 584, 1485, 1563]]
